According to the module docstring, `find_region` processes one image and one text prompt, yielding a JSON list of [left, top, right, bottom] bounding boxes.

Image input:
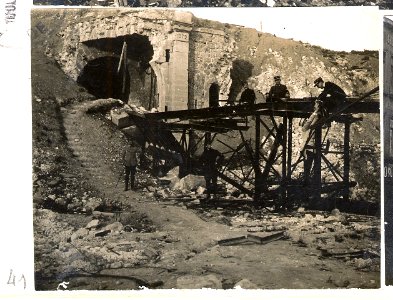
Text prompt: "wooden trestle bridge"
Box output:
[[123, 87, 379, 210]]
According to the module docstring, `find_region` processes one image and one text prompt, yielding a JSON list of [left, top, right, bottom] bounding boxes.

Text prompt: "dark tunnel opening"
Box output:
[[77, 34, 157, 105], [77, 56, 130, 100]]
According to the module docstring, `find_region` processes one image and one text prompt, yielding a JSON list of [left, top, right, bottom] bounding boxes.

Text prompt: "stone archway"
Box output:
[[56, 10, 195, 112], [77, 34, 159, 108]]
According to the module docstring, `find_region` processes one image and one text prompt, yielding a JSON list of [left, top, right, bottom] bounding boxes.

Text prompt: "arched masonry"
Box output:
[[54, 9, 236, 112], [52, 9, 377, 112]]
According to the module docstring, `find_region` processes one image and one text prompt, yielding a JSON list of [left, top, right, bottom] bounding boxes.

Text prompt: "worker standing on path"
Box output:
[[122, 140, 141, 191], [200, 142, 224, 200]]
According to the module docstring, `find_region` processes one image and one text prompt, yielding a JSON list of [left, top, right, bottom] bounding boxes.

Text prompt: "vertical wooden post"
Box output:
[[255, 115, 261, 201], [313, 126, 322, 202], [287, 117, 293, 180], [204, 132, 211, 146], [282, 117, 288, 193], [255, 115, 260, 165], [343, 117, 351, 201], [122, 46, 127, 95]]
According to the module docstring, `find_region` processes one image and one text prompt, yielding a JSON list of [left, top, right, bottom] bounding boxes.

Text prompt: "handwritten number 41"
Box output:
[[7, 269, 26, 290]]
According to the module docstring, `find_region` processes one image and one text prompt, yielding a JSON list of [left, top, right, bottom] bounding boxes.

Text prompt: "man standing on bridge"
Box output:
[[239, 80, 257, 106], [122, 140, 141, 191], [200, 142, 224, 200], [266, 75, 290, 102]]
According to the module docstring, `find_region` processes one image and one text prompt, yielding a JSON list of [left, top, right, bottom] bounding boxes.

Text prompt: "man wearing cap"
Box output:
[[313, 77, 346, 112], [302, 77, 347, 132], [200, 142, 224, 200], [301, 77, 347, 152], [267, 75, 290, 103], [122, 140, 141, 191]]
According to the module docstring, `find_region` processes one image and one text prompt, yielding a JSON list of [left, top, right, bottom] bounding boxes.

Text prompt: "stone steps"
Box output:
[[61, 103, 128, 197]]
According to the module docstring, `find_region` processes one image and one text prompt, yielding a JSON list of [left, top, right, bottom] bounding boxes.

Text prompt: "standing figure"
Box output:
[[239, 81, 256, 106], [123, 141, 140, 191], [200, 142, 224, 200], [267, 75, 290, 102]]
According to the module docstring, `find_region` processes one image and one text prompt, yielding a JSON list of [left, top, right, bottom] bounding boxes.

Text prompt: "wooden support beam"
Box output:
[[343, 117, 351, 201], [321, 154, 344, 182], [313, 126, 322, 202], [217, 172, 253, 197], [142, 99, 379, 121], [258, 124, 284, 194], [282, 117, 288, 183], [287, 117, 293, 180], [255, 114, 262, 200]]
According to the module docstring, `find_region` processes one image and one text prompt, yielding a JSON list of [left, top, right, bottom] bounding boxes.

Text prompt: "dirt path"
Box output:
[[44, 101, 380, 290]]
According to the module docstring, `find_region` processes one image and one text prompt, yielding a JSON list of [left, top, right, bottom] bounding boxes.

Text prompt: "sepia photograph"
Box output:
[[31, 0, 393, 9], [27, 5, 384, 291]]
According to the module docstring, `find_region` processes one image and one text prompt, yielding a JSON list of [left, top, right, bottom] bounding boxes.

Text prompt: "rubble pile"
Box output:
[[34, 208, 161, 281], [204, 207, 380, 271]]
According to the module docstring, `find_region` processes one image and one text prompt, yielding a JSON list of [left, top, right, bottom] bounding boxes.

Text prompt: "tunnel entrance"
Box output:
[[77, 56, 129, 100], [77, 34, 158, 108]]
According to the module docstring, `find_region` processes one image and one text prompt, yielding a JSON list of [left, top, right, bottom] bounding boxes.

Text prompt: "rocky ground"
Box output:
[[32, 38, 381, 290]]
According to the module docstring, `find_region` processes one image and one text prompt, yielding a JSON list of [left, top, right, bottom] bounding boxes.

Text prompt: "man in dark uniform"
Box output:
[[267, 75, 290, 102], [300, 77, 347, 167], [239, 81, 256, 106], [302, 77, 347, 132], [313, 77, 346, 112], [122, 141, 141, 191], [200, 142, 224, 199]]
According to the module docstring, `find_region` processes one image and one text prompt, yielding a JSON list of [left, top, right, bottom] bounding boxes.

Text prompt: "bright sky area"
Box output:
[[180, 6, 380, 52]]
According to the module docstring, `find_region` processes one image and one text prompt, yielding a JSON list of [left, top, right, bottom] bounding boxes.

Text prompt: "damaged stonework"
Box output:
[[48, 9, 377, 113], [55, 10, 197, 112], [188, 25, 236, 108]]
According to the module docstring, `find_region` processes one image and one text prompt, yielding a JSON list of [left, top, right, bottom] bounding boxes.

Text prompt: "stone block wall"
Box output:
[[188, 27, 236, 108], [50, 9, 378, 113]]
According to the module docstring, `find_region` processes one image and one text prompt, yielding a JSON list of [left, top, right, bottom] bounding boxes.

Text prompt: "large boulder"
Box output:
[[160, 166, 180, 188], [85, 219, 100, 229], [173, 174, 206, 191]]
